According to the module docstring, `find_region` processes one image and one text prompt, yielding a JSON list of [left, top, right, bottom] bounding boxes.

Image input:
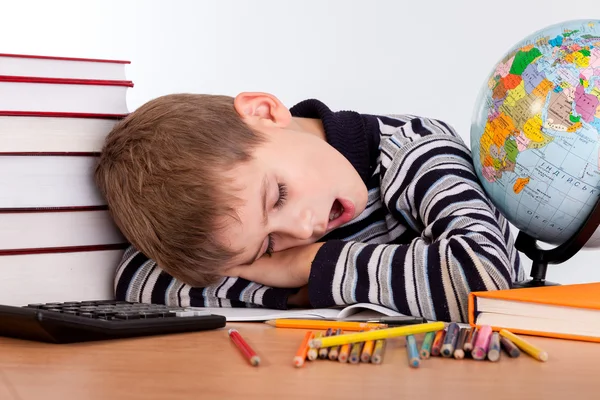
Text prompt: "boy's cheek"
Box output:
[[274, 236, 319, 252]]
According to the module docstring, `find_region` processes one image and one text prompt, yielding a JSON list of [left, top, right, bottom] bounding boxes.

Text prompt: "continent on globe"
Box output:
[[513, 177, 530, 194], [575, 82, 599, 122], [547, 89, 580, 131]]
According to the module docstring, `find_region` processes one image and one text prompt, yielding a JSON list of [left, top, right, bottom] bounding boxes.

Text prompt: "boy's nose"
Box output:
[[290, 209, 314, 240]]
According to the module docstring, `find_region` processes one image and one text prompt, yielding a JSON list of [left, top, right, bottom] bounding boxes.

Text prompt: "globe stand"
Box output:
[[513, 196, 600, 288]]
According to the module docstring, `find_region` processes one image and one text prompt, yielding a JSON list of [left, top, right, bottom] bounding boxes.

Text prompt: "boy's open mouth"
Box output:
[[329, 199, 344, 221], [327, 198, 355, 231]]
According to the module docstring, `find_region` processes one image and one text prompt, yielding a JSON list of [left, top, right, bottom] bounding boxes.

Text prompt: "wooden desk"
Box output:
[[0, 322, 598, 400]]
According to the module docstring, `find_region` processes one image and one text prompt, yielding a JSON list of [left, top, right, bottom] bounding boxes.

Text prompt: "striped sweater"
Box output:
[[114, 99, 525, 323]]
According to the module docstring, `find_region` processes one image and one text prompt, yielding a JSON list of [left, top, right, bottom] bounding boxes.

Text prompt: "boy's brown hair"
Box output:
[[95, 93, 265, 286]]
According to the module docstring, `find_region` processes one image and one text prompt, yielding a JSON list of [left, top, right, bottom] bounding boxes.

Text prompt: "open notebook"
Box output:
[[190, 303, 406, 322]]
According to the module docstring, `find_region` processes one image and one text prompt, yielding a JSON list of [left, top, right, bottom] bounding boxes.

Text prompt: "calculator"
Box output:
[[0, 300, 226, 344]]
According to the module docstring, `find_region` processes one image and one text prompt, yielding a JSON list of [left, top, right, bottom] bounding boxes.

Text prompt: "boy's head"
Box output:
[[95, 92, 367, 287]]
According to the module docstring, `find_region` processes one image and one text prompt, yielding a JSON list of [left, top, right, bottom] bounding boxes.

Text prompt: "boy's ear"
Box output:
[[234, 92, 291, 128]]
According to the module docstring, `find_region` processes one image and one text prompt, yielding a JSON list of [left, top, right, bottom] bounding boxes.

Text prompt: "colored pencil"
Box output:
[[338, 343, 351, 363], [307, 332, 322, 361], [500, 336, 521, 358], [371, 339, 387, 364], [349, 342, 364, 364], [487, 332, 501, 362], [472, 325, 492, 361], [420, 331, 435, 359], [406, 335, 420, 368], [228, 329, 260, 367], [441, 322, 460, 357], [309, 322, 445, 348], [293, 331, 314, 368], [361, 339, 375, 363], [431, 329, 446, 356], [499, 329, 548, 362], [328, 329, 343, 360], [318, 328, 333, 359], [453, 327, 469, 359], [265, 319, 387, 331], [463, 327, 477, 353]]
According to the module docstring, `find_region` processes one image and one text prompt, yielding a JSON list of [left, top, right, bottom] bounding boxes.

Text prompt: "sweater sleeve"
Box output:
[[307, 115, 525, 323], [113, 246, 296, 309]]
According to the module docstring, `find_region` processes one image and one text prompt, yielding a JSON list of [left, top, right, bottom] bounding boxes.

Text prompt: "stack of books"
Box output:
[[0, 53, 133, 305]]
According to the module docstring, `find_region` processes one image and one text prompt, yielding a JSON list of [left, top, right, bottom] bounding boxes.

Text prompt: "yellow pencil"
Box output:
[[370, 339, 387, 364], [499, 329, 548, 362], [349, 342, 364, 364], [309, 322, 445, 348], [265, 319, 387, 331]]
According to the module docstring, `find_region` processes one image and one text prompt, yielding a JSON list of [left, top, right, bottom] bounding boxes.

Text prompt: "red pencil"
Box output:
[[228, 329, 260, 366]]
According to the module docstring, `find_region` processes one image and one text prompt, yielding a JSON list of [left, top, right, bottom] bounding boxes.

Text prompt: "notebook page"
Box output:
[[335, 303, 405, 319], [188, 306, 342, 322]]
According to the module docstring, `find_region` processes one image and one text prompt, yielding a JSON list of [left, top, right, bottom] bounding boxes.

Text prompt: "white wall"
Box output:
[[1, 0, 599, 289]]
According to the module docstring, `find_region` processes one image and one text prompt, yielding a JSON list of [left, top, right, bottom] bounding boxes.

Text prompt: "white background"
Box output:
[[1, 0, 599, 296]]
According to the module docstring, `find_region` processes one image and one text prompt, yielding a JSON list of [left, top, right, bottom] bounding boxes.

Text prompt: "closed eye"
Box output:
[[266, 183, 287, 255], [274, 183, 287, 208]]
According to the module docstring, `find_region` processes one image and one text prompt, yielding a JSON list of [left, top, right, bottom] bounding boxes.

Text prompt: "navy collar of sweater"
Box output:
[[289, 99, 381, 183]]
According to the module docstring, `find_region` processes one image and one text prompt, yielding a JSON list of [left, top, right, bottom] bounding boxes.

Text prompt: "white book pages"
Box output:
[[0, 210, 125, 250], [0, 54, 128, 80], [0, 249, 125, 305], [0, 80, 129, 115], [0, 156, 105, 208], [0, 116, 119, 153]]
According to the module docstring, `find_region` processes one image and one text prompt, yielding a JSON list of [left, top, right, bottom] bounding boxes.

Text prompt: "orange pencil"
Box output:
[[360, 339, 375, 363], [266, 319, 387, 331], [293, 331, 314, 368], [338, 343, 351, 363], [431, 329, 446, 356]]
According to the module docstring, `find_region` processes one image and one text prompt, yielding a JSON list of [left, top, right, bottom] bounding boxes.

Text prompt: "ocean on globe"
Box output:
[[471, 19, 600, 248]]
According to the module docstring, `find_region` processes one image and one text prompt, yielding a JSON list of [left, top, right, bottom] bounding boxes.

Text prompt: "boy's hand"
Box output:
[[224, 242, 325, 288]]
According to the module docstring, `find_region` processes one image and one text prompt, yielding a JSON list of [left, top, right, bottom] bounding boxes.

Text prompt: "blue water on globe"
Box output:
[[471, 19, 600, 247]]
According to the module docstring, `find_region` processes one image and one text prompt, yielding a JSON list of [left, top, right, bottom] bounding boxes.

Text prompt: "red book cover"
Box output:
[[0, 206, 108, 213], [0, 243, 128, 256], [0, 110, 128, 118], [0, 53, 130, 64], [0, 75, 133, 87]]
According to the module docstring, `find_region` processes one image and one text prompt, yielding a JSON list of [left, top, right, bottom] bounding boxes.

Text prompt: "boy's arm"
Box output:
[[307, 116, 524, 322], [113, 246, 298, 309], [230, 116, 525, 322]]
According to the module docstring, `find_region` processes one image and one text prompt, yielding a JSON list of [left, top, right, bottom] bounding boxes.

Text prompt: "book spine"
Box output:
[[0, 75, 133, 87], [468, 292, 477, 327], [0, 206, 108, 213], [0, 243, 129, 256], [0, 152, 100, 156], [0, 53, 131, 64], [0, 111, 127, 119]]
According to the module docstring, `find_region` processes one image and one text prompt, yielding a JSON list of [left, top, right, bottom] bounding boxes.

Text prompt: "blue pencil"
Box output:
[[441, 322, 460, 357], [487, 332, 501, 362], [406, 335, 420, 368]]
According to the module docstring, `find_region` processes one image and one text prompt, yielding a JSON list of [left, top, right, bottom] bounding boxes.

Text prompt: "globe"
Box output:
[[471, 19, 600, 256]]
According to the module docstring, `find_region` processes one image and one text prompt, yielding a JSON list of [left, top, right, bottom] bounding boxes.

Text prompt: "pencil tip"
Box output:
[[265, 320, 275, 327]]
